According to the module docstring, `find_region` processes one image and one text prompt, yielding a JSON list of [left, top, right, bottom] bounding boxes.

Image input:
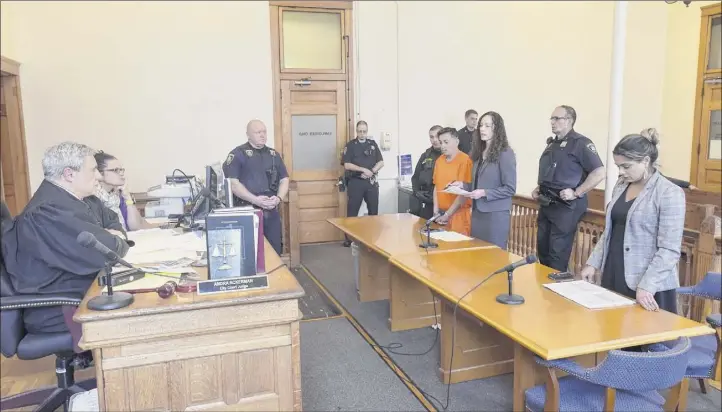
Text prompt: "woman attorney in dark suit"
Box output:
[[450, 111, 516, 248]]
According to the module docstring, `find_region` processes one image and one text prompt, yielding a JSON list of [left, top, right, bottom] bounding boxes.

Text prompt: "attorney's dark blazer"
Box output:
[[464, 147, 517, 213]]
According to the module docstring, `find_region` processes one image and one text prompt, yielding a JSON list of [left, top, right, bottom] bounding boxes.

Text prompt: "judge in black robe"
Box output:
[[2, 179, 130, 334]]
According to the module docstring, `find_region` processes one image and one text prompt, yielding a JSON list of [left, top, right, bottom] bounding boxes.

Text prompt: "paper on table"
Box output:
[[429, 231, 473, 242], [442, 185, 471, 196], [543, 280, 636, 310]]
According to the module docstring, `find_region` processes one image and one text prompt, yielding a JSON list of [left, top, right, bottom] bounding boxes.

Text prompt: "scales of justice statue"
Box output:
[[211, 237, 237, 270]]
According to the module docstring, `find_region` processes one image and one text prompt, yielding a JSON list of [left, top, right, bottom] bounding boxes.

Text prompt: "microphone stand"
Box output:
[[87, 257, 135, 311], [496, 269, 525, 305], [418, 222, 438, 249]]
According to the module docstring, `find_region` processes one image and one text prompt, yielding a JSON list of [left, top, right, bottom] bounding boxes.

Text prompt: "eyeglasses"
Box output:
[[550, 116, 569, 122], [105, 168, 126, 174]]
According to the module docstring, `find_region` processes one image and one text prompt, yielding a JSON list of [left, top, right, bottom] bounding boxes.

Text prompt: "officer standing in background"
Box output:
[[457, 109, 478, 154], [410, 125, 443, 219], [532, 105, 605, 272], [223, 119, 289, 255], [341, 120, 384, 247]]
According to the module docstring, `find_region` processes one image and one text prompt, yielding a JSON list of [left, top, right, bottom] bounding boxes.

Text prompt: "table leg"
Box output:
[[438, 301, 514, 384], [389, 268, 440, 331], [513, 344, 601, 411], [357, 246, 390, 302]]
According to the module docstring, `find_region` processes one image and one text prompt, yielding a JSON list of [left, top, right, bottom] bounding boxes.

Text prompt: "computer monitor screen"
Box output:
[[205, 165, 218, 200]]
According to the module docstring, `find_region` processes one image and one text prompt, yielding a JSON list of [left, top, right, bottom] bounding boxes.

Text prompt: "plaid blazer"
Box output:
[[586, 171, 686, 294]]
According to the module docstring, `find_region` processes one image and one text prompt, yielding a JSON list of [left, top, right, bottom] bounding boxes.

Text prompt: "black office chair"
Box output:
[[0, 202, 96, 412]]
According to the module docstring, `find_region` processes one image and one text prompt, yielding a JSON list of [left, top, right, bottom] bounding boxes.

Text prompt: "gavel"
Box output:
[[120, 281, 197, 299]]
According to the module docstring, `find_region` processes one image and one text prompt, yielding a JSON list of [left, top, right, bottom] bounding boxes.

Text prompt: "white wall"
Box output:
[[1, 0, 275, 193]]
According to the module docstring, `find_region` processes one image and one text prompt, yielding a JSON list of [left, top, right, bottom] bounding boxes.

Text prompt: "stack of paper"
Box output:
[[543, 280, 636, 310], [442, 186, 471, 196], [429, 231, 473, 242], [124, 229, 206, 265]]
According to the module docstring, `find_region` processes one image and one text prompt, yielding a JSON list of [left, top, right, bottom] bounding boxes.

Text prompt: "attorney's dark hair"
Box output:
[[94, 151, 117, 172]]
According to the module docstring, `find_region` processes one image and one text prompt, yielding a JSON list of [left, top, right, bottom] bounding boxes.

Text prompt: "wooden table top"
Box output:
[[75, 239, 304, 323], [327, 213, 497, 258], [390, 248, 714, 360]]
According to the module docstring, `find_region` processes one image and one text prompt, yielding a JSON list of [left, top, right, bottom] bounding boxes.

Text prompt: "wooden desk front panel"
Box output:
[[93, 300, 301, 412]]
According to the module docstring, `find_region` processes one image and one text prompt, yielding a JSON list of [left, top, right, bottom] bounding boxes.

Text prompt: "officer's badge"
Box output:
[[270, 149, 276, 157], [225, 153, 234, 166], [371, 145, 376, 151], [245, 149, 254, 157], [560, 141, 567, 148], [587, 143, 597, 154], [343, 147, 347, 155]]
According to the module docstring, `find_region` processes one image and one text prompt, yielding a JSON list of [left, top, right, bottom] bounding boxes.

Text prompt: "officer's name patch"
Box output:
[[587, 143, 597, 154], [225, 153, 234, 165]]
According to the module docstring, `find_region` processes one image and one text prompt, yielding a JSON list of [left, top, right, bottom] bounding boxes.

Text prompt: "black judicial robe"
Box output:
[[1, 180, 129, 332]]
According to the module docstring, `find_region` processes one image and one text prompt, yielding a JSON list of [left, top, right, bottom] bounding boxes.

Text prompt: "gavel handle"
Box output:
[[120, 288, 159, 295]]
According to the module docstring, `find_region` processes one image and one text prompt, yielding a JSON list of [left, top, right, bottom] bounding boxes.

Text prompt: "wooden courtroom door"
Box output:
[[0, 57, 31, 216], [695, 81, 721, 191], [270, 2, 353, 258]]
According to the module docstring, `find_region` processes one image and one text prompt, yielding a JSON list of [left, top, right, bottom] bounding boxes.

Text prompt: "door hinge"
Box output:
[[697, 143, 701, 155]]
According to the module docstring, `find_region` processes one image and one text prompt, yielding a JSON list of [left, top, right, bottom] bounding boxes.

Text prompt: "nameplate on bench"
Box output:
[[197, 275, 269, 295]]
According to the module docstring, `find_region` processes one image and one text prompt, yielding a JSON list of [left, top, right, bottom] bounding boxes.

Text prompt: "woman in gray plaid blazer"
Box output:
[[580, 128, 684, 313]]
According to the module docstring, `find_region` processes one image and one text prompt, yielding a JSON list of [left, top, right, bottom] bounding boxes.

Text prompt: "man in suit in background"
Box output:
[[457, 109, 478, 155]]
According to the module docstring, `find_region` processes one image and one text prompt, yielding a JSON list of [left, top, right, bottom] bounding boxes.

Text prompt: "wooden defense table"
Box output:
[[390, 247, 716, 411], [74, 239, 304, 412], [328, 213, 498, 331]]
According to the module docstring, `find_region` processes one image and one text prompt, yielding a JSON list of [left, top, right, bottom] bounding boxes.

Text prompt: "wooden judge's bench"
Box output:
[[74, 239, 304, 412]]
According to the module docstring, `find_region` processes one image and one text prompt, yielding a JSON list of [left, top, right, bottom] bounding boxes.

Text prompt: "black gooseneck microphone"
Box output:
[[419, 212, 444, 249], [77, 231, 135, 311], [495, 255, 537, 305]]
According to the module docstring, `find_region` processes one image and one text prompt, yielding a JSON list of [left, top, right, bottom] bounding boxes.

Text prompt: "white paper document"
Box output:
[[429, 231, 473, 242], [442, 186, 471, 196], [543, 280, 636, 310]]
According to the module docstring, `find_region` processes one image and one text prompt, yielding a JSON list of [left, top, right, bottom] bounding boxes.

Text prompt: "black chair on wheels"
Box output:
[[0, 201, 96, 412]]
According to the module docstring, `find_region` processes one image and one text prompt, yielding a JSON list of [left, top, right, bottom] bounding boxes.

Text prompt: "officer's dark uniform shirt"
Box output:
[[342, 138, 383, 175], [537, 129, 603, 192], [411, 147, 442, 201], [456, 127, 474, 155], [223, 142, 289, 204]]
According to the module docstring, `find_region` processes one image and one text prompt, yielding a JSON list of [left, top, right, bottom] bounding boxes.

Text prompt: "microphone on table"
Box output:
[[495, 255, 537, 305], [76, 231, 135, 311], [419, 212, 444, 249]]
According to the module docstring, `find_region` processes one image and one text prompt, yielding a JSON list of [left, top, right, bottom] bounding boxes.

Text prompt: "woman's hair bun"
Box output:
[[639, 128, 660, 145]]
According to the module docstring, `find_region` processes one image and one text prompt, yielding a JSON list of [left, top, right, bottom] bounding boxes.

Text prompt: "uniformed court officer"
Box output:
[[223, 119, 289, 255], [410, 125, 443, 219], [532, 105, 605, 272], [341, 120, 384, 247]]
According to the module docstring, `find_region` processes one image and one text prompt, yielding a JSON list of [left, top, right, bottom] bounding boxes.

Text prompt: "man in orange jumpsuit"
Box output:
[[432, 127, 473, 235]]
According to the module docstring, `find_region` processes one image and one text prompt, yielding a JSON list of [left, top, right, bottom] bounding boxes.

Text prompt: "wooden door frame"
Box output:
[[689, 3, 721, 187], [1, 56, 31, 215], [269, 1, 355, 263]]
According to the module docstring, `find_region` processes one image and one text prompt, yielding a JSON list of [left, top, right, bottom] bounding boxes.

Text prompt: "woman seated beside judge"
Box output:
[[580, 128, 684, 313], [449, 111, 516, 249], [94, 151, 158, 231], [432, 127, 473, 236]]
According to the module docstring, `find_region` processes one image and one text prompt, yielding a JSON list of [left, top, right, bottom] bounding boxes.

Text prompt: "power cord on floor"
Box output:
[[371, 288, 439, 357]]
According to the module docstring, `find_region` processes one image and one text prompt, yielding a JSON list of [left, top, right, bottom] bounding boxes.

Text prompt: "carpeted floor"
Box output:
[[300, 317, 425, 411], [300, 242, 722, 412], [292, 267, 342, 320]]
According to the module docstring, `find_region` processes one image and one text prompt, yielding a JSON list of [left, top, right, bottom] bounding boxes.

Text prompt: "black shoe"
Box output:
[[343, 240, 352, 247], [73, 351, 94, 370]]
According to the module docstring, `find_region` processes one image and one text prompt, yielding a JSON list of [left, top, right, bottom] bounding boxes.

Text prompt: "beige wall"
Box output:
[[1, 0, 275, 193], [1, 0, 708, 211]]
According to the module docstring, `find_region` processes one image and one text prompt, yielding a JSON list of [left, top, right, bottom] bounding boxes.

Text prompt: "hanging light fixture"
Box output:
[[665, 0, 693, 6]]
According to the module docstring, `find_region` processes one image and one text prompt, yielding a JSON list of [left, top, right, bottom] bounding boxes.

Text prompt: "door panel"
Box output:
[[696, 82, 721, 192], [282, 80, 347, 243]]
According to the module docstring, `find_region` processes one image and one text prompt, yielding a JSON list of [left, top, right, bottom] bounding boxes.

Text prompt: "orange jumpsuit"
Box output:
[[432, 152, 472, 235]]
